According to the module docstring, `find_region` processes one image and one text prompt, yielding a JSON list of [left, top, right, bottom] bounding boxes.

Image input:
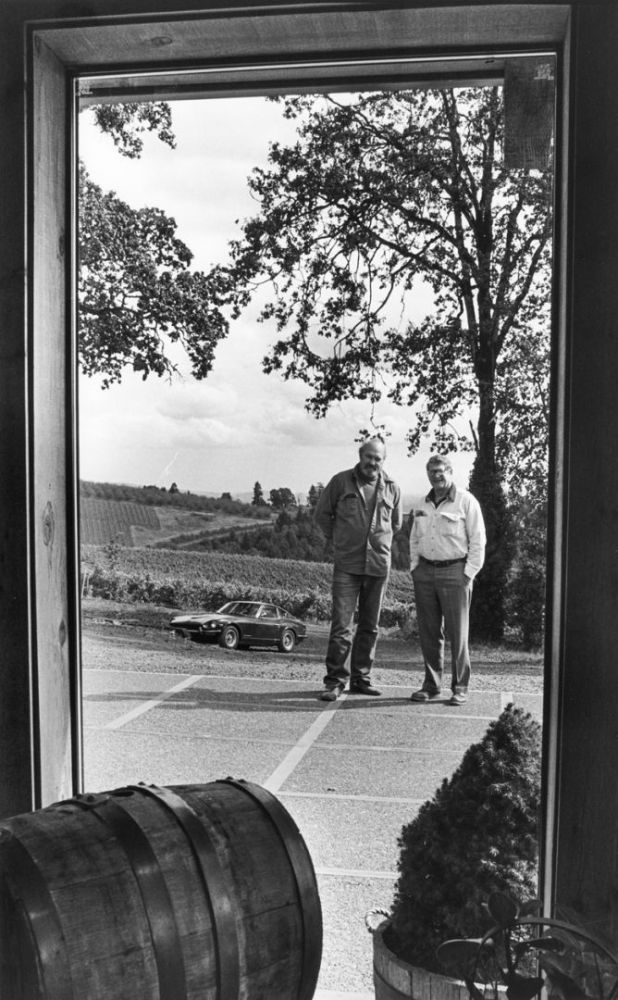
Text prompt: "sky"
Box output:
[[78, 96, 475, 503]]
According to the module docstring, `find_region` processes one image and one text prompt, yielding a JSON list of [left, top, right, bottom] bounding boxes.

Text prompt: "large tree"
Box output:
[[269, 487, 296, 510], [214, 88, 553, 638], [79, 103, 229, 387]]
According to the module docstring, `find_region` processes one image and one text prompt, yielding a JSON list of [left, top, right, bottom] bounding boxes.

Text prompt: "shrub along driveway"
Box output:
[[81, 607, 543, 999]]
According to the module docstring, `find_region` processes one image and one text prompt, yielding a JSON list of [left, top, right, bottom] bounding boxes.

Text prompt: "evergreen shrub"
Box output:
[[386, 704, 541, 975]]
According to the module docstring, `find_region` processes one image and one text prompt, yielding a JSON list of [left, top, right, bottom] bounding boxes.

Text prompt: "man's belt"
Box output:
[[419, 556, 466, 567]]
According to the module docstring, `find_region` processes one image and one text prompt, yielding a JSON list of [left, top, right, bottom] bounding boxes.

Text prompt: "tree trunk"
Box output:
[[468, 361, 514, 642]]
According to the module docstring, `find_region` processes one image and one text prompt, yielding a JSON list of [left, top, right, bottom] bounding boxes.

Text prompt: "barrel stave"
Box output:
[[0, 780, 322, 1000]]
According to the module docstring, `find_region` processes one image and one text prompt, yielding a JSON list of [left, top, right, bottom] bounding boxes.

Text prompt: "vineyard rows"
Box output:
[[81, 544, 415, 626], [80, 500, 160, 546], [80, 497, 273, 548]]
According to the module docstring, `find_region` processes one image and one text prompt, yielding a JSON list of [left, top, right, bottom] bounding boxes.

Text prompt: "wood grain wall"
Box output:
[[31, 34, 78, 806], [0, 4, 35, 818]]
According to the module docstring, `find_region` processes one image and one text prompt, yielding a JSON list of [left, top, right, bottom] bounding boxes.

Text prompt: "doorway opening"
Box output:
[[76, 58, 556, 995]]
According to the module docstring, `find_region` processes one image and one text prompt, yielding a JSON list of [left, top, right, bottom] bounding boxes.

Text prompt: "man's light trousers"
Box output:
[[412, 559, 472, 696]]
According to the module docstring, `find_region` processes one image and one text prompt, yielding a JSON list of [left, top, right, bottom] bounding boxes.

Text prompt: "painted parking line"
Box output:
[[261, 686, 540, 798], [316, 866, 395, 880], [304, 742, 466, 756], [263, 693, 348, 793], [104, 675, 202, 730], [281, 791, 425, 804], [315, 992, 374, 999]]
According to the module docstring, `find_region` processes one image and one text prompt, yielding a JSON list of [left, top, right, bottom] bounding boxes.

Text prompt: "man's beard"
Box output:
[[358, 465, 378, 484]]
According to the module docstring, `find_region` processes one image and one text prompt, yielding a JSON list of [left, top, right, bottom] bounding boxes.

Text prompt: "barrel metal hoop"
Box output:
[[131, 783, 240, 1000], [81, 793, 188, 1000], [0, 830, 74, 999], [218, 778, 323, 1000]]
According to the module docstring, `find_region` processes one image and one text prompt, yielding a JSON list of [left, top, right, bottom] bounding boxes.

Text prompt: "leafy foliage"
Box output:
[[391, 514, 413, 571], [78, 164, 230, 387], [217, 88, 552, 489], [186, 498, 411, 568], [269, 487, 297, 509], [508, 499, 547, 650], [307, 483, 325, 509], [197, 507, 330, 562], [82, 543, 334, 589], [213, 87, 553, 638], [438, 891, 618, 999], [80, 103, 233, 386], [387, 704, 541, 974], [81, 543, 414, 625], [90, 102, 177, 159]]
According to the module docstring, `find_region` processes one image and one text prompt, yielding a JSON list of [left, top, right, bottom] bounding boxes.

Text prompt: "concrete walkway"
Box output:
[[83, 669, 542, 998]]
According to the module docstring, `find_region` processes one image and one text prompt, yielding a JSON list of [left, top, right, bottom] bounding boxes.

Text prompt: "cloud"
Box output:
[[156, 381, 239, 421], [78, 97, 476, 497], [79, 97, 297, 271]]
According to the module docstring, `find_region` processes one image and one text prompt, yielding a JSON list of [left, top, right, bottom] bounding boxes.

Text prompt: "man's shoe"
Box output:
[[448, 692, 468, 706], [320, 686, 343, 701], [349, 683, 382, 696], [410, 689, 442, 702]]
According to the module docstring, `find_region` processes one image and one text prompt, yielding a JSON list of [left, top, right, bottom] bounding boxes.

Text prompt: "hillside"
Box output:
[[81, 544, 414, 624], [80, 497, 272, 547], [79, 481, 414, 624], [79, 482, 273, 547], [79, 479, 411, 572]]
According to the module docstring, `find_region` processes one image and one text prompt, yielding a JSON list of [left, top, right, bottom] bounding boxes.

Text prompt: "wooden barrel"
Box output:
[[0, 778, 322, 1000]]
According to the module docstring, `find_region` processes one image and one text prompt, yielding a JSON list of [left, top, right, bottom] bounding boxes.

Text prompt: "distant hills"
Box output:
[[79, 480, 417, 552], [79, 481, 273, 548]]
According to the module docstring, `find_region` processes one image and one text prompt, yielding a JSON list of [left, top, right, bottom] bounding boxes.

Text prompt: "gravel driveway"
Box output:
[[81, 597, 544, 693]]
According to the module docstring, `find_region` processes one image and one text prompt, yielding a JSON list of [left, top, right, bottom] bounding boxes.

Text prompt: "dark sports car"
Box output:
[[168, 600, 307, 653]]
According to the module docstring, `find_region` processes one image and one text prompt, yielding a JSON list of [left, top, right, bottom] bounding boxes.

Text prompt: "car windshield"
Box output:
[[218, 602, 261, 617]]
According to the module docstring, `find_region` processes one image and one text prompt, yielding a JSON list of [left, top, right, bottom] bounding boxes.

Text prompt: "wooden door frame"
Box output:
[[3, 0, 617, 932]]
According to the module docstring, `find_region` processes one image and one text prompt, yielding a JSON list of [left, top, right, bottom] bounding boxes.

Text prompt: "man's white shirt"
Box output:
[[409, 486, 486, 579]]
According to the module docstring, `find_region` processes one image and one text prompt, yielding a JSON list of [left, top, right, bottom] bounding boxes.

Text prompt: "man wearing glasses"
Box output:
[[409, 455, 486, 706]]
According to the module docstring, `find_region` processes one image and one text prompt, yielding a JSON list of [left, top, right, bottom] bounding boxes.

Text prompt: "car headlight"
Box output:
[[200, 621, 220, 630]]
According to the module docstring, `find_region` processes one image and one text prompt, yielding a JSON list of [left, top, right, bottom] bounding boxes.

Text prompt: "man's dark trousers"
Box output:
[[323, 570, 388, 690]]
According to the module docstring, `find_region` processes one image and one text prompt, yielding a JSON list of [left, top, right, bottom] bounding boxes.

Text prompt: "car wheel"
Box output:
[[278, 628, 296, 653], [219, 625, 240, 650]]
